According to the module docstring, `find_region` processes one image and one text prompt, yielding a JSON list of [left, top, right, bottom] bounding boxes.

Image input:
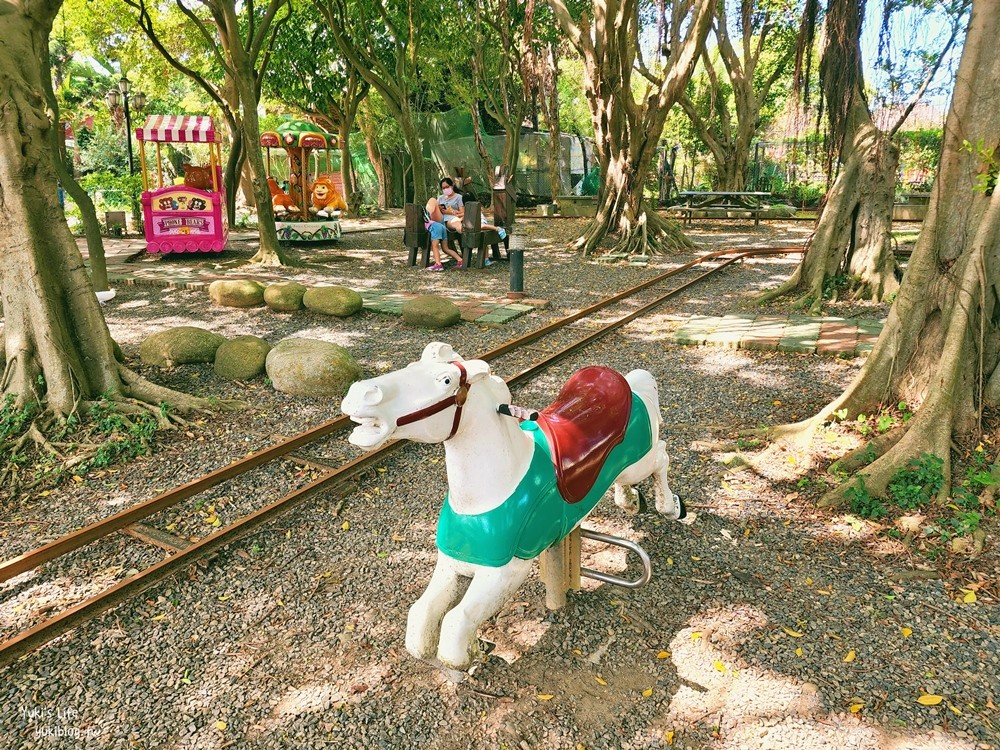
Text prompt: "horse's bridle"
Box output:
[[394, 361, 469, 440]]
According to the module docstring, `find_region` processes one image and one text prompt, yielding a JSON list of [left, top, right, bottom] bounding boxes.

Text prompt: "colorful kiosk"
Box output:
[[260, 120, 346, 243], [135, 115, 228, 253]]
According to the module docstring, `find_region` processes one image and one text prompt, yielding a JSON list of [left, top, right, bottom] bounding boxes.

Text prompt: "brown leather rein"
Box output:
[[394, 361, 470, 440]]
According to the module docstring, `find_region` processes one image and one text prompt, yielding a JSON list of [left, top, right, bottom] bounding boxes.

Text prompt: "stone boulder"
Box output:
[[302, 286, 363, 317], [402, 295, 461, 329], [264, 282, 308, 312], [139, 326, 226, 367], [208, 279, 266, 308], [265, 338, 362, 397], [214, 335, 271, 381]]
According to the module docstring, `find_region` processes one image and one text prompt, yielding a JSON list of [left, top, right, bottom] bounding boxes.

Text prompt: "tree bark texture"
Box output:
[[778, 0, 1000, 507], [0, 0, 207, 417], [549, 0, 714, 255]]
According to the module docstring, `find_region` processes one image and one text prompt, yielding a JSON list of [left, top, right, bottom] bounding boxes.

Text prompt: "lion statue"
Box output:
[[310, 177, 348, 218]]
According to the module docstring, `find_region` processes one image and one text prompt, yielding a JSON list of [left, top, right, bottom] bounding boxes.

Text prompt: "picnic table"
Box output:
[[674, 191, 771, 227]]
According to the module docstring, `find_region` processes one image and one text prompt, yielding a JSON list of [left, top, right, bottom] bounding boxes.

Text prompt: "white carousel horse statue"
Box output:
[[341, 342, 687, 670]]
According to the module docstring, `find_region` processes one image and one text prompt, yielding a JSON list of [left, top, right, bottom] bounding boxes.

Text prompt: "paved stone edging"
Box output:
[[107, 272, 549, 326], [671, 314, 883, 356], [361, 290, 548, 326]]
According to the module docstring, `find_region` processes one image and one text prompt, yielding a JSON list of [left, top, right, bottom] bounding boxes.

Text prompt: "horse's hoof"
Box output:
[[675, 494, 686, 520]]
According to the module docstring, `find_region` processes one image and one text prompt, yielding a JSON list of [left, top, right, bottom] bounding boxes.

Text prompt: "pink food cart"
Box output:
[[135, 115, 228, 253]]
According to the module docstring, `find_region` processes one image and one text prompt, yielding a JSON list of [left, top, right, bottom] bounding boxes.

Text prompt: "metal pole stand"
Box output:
[[539, 526, 652, 610], [508, 235, 525, 300]]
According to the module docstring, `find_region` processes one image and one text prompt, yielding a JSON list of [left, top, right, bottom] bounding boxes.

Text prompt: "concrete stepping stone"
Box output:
[[703, 315, 755, 349], [741, 317, 787, 350], [855, 319, 884, 353], [673, 315, 720, 346], [817, 320, 859, 356], [777, 317, 821, 353]]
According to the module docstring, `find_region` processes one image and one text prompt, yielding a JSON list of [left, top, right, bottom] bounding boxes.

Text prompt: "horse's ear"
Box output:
[[463, 358, 491, 383], [421, 342, 460, 363]]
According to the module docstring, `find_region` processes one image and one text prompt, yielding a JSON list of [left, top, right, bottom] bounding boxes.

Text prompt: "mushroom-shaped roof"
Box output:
[[260, 120, 338, 150]]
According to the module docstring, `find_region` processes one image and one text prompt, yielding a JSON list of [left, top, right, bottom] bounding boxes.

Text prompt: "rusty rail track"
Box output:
[[0, 246, 801, 667]]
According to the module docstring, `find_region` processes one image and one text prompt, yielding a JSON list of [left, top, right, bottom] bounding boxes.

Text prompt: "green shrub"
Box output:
[[887, 453, 944, 509], [846, 477, 887, 519]]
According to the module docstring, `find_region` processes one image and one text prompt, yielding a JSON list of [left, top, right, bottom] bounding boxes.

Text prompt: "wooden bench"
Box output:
[[671, 191, 770, 228], [668, 205, 765, 226], [404, 166, 516, 269]]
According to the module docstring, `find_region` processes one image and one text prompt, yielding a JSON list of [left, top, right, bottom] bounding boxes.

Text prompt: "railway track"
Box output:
[[0, 246, 802, 667]]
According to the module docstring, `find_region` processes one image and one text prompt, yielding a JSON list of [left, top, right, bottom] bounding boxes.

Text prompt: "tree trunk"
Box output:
[[360, 119, 390, 208], [537, 42, 563, 201], [338, 120, 357, 213], [773, 0, 1000, 507], [39, 58, 110, 292], [223, 128, 244, 226], [469, 102, 495, 187], [398, 112, 427, 204], [575, 152, 692, 255], [760, 0, 900, 310], [0, 0, 209, 418], [231, 65, 287, 265], [715, 144, 748, 192], [239, 160, 257, 208], [759, 98, 900, 312]]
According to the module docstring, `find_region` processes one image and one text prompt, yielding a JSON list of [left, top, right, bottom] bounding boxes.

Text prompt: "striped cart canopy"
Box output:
[[135, 115, 220, 144]]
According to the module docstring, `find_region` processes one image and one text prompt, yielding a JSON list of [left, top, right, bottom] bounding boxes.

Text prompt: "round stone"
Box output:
[[214, 335, 271, 381], [139, 326, 226, 367], [265, 338, 362, 397], [302, 286, 363, 317], [401, 295, 461, 329], [264, 282, 308, 312], [208, 279, 266, 307]]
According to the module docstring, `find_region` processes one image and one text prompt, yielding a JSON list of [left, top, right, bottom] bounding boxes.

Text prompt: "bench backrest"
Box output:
[[106, 210, 127, 232], [405, 202, 424, 233], [492, 165, 515, 229], [462, 202, 482, 232]]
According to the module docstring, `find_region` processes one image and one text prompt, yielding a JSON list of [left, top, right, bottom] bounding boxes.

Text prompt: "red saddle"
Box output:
[[535, 367, 633, 503]]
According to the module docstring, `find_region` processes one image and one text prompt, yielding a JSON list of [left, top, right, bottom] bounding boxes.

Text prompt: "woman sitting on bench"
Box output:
[[423, 177, 466, 271]]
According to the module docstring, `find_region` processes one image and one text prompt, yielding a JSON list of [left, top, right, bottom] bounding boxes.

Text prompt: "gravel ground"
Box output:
[[1, 217, 997, 750]]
